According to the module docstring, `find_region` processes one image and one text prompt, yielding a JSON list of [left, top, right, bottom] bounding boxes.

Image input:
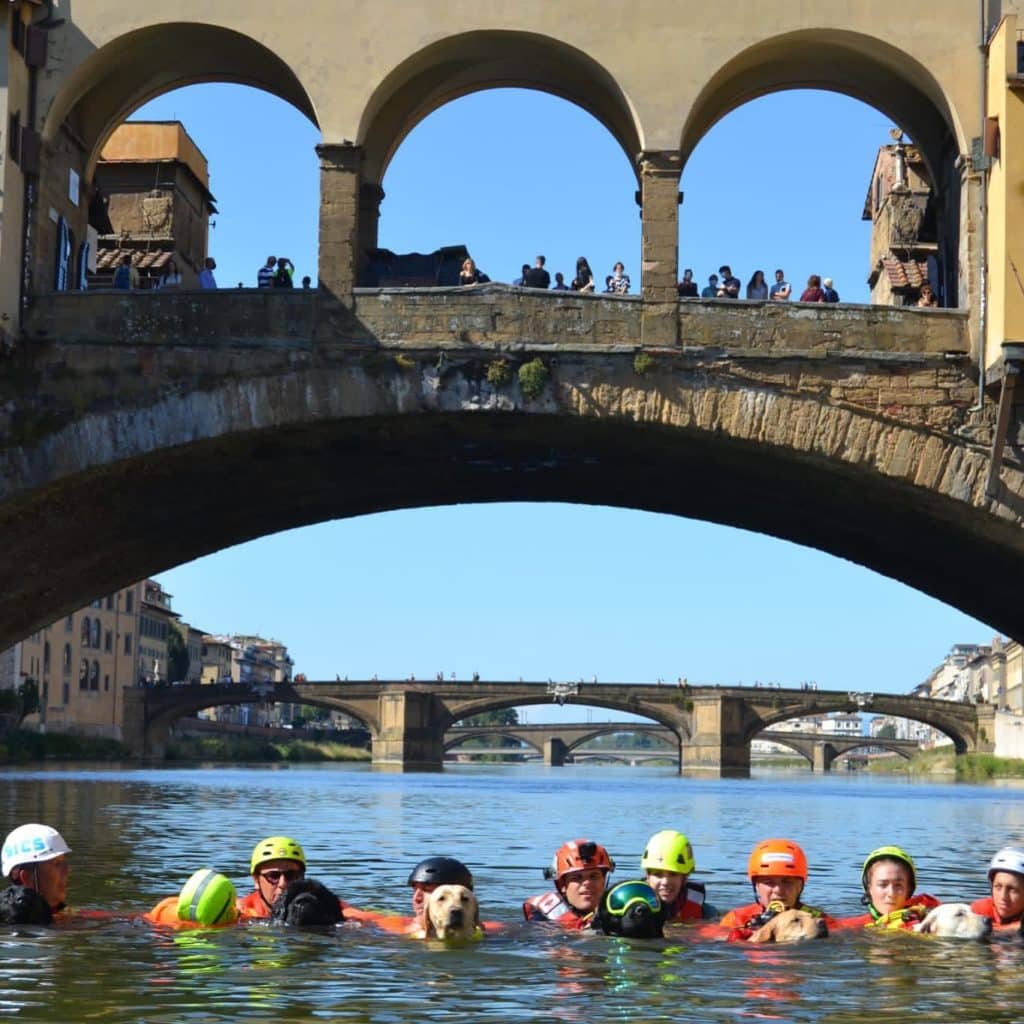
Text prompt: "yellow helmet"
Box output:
[[641, 830, 696, 875], [250, 836, 306, 875]]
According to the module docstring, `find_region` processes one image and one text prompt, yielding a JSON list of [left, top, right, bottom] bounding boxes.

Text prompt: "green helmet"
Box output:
[[862, 845, 916, 894], [177, 869, 238, 927], [641, 830, 695, 875], [250, 836, 306, 875]]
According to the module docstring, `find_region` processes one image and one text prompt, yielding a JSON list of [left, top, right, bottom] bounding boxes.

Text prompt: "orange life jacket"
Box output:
[[235, 888, 365, 922], [970, 896, 1020, 930], [143, 896, 236, 929], [718, 900, 835, 942], [523, 890, 593, 930], [837, 893, 941, 931], [665, 882, 709, 923]]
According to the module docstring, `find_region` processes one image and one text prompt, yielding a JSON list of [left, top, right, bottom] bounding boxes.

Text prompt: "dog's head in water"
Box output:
[[0, 885, 53, 926], [595, 881, 666, 939], [271, 879, 343, 927]]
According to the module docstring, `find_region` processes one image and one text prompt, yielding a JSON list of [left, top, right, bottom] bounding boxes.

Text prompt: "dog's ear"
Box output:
[[914, 911, 936, 935]]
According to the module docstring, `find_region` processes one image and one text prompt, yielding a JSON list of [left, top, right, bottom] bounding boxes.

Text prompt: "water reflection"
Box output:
[[0, 764, 1022, 1021]]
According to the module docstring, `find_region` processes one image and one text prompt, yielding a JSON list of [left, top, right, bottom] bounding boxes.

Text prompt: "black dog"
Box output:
[[594, 882, 666, 939], [271, 879, 343, 927], [0, 886, 53, 926]]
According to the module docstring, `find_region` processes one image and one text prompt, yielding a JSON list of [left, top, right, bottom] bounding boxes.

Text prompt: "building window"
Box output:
[[62, 644, 71, 673], [103, 674, 110, 692], [90, 661, 99, 692], [104, 630, 112, 653], [91, 599, 102, 609], [62, 683, 69, 705], [91, 619, 101, 649], [125, 591, 134, 614], [106, 596, 114, 610], [65, 615, 73, 633], [79, 659, 89, 691], [81, 616, 91, 647], [43, 642, 50, 673], [124, 633, 132, 655]]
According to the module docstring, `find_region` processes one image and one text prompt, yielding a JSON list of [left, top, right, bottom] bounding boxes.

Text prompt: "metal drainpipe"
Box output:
[[976, 0, 990, 410]]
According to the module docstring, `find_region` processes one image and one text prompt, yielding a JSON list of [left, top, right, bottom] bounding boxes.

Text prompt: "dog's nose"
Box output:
[[815, 919, 829, 938], [448, 908, 464, 927]]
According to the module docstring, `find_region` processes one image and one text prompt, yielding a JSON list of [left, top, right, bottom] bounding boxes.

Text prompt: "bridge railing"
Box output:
[[26, 286, 969, 357]]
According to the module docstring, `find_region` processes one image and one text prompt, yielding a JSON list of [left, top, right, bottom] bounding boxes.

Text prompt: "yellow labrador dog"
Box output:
[[747, 909, 829, 944], [913, 903, 992, 940], [411, 884, 482, 940]]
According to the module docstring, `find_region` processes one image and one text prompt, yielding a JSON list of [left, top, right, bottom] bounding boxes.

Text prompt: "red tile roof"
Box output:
[[881, 257, 930, 290], [95, 247, 174, 271]]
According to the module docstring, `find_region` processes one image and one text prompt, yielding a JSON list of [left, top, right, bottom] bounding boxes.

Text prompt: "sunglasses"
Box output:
[[260, 868, 304, 885], [604, 881, 662, 918]]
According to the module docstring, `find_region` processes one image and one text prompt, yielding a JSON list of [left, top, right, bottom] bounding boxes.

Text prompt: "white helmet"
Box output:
[[988, 846, 1024, 881], [2, 824, 71, 878]]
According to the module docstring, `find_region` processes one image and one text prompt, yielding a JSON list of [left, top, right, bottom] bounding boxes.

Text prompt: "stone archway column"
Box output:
[[639, 150, 682, 347], [680, 694, 751, 777], [316, 143, 364, 303], [373, 690, 446, 770]]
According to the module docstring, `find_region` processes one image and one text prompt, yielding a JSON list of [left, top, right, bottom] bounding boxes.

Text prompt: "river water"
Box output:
[[2, 763, 1024, 1022]]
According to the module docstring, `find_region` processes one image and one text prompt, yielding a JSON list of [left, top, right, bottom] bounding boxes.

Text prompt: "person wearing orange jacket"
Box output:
[[838, 845, 939, 930], [523, 838, 615, 929], [971, 847, 1024, 930], [145, 869, 239, 929], [717, 838, 834, 941], [236, 836, 376, 923]]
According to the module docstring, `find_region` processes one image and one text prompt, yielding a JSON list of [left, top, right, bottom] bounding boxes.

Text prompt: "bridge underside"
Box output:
[[2, 390, 1022, 653]]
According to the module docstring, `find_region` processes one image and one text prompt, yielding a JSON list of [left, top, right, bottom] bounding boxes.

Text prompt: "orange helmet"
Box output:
[[544, 839, 615, 884], [747, 839, 808, 882]]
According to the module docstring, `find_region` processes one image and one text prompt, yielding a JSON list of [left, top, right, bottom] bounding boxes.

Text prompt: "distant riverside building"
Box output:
[[863, 141, 941, 306], [88, 121, 216, 289], [198, 634, 294, 726]]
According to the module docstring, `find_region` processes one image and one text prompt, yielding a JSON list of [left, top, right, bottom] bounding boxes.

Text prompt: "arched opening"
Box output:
[[678, 32, 962, 308], [357, 32, 641, 288], [36, 24, 319, 296]]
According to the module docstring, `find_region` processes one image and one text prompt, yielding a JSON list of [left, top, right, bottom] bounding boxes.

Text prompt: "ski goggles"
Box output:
[[603, 881, 662, 918]]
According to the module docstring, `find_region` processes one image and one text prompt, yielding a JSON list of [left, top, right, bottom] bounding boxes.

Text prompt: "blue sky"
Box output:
[[134, 85, 992, 708]]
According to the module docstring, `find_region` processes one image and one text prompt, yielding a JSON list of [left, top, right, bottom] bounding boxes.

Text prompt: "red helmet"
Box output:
[[747, 839, 808, 882], [545, 839, 615, 884]]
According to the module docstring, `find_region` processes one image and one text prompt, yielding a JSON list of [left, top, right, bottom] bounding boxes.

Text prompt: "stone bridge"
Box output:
[[121, 679, 991, 776], [443, 721, 921, 771], [7, 286, 1024, 656]]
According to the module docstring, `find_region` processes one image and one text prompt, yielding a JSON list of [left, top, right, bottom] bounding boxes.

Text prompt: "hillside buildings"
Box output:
[[0, 580, 295, 739]]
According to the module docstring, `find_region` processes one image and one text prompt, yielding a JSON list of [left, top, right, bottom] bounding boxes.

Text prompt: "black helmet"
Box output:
[[406, 856, 474, 889]]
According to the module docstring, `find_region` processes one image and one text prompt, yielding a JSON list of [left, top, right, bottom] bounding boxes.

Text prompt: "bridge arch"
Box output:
[[753, 735, 815, 768], [43, 22, 319, 172], [679, 31, 963, 303], [832, 741, 914, 762], [443, 730, 541, 755], [357, 30, 643, 185], [563, 724, 678, 755]]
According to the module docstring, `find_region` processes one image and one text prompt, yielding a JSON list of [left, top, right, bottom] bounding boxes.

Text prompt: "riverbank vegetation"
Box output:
[[868, 748, 1024, 780], [165, 735, 371, 763], [0, 729, 128, 762]]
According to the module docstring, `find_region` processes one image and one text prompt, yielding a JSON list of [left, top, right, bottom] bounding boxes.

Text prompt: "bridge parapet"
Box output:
[[26, 286, 969, 358]]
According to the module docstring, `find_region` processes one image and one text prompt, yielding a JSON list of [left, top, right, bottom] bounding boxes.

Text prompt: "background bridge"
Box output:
[[443, 722, 922, 771], [122, 679, 988, 776]]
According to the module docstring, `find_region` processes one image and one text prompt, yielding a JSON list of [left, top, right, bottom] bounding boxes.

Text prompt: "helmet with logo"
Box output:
[[747, 839, 808, 882], [2, 824, 71, 878], [641, 830, 696, 875], [250, 836, 306, 875], [177, 869, 238, 927], [544, 839, 615, 885], [988, 846, 1024, 882], [406, 856, 474, 889], [861, 845, 916, 894]]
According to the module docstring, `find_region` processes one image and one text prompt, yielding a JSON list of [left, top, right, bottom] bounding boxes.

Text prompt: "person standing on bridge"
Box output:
[[641, 830, 716, 922], [524, 838, 614, 929]]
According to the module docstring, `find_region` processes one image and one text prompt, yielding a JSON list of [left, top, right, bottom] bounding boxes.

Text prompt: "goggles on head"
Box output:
[[603, 881, 662, 918]]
